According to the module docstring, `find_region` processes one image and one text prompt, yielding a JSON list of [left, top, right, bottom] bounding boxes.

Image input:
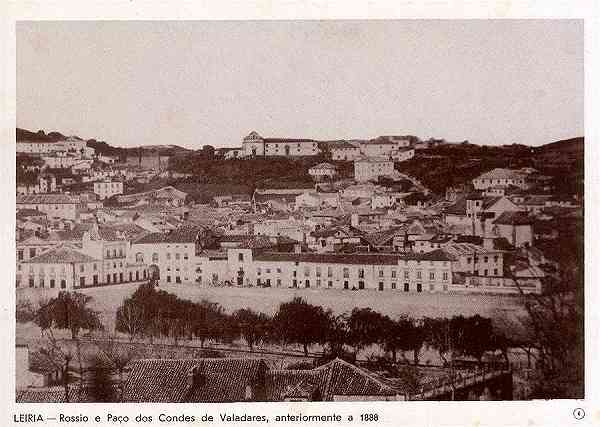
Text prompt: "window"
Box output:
[[379, 270, 384, 278], [404, 283, 409, 292], [176, 276, 181, 284], [343, 281, 349, 289], [293, 271, 297, 277], [135, 253, 144, 263], [80, 265, 85, 273], [305, 280, 310, 288], [106, 249, 110, 258], [80, 277, 85, 287], [429, 283, 435, 291], [429, 272, 435, 280], [316, 266, 321, 277], [119, 248, 124, 258], [167, 276, 171, 283], [417, 283, 422, 292], [327, 267, 333, 277], [328, 281, 333, 288], [358, 281, 365, 289], [378, 282, 384, 291], [107, 274, 111, 283], [343, 268, 349, 278], [184, 253, 189, 260], [257, 268, 261, 276], [467, 257, 472, 264], [113, 273, 117, 283], [60, 279, 66, 289], [404, 271, 409, 279], [136, 271, 139, 281], [416, 271, 422, 280], [167, 253, 171, 260], [93, 263, 97, 271], [494, 255, 499, 263], [484, 269, 488, 276], [94, 275, 98, 285], [238, 253, 244, 262], [276, 279, 282, 287], [391, 270, 396, 278], [494, 268, 498, 276], [474, 270, 479, 276], [276, 268, 281, 274], [175, 253, 181, 260], [119, 273, 123, 282], [113, 249, 117, 258], [30, 248, 36, 258], [50, 279, 55, 288], [484, 256, 489, 263], [152, 253, 159, 262], [18, 250, 23, 261], [304, 267, 310, 277], [443, 272, 448, 281]]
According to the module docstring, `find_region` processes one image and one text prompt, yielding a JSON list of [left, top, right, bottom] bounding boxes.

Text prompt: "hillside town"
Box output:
[[16, 130, 581, 297]]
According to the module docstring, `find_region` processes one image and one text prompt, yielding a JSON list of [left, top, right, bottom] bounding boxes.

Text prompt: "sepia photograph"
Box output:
[[12, 18, 584, 407]]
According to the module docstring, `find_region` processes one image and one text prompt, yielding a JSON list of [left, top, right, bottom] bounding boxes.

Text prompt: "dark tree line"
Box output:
[[113, 286, 506, 367]]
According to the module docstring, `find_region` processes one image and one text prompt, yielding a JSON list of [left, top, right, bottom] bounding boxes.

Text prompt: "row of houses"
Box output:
[[16, 223, 543, 294]]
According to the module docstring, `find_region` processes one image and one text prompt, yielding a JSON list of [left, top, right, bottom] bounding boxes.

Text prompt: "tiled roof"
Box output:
[[309, 162, 337, 170], [492, 211, 534, 226], [16, 209, 47, 219], [122, 359, 268, 403], [16, 385, 111, 403], [23, 245, 98, 264], [17, 194, 79, 204], [98, 224, 148, 241], [481, 196, 502, 210], [444, 197, 467, 215], [122, 358, 398, 403], [133, 225, 208, 244], [254, 250, 453, 265], [29, 351, 61, 374], [315, 358, 397, 399], [263, 138, 315, 143], [442, 243, 500, 258], [475, 168, 526, 180]]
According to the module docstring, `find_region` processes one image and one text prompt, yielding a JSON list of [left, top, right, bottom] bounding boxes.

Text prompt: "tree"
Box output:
[[346, 308, 388, 357], [232, 308, 271, 350], [272, 297, 332, 356], [16, 299, 36, 323], [87, 353, 116, 402], [37, 331, 74, 402], [460, 315, 494, 365], [115, 299, 146, 341], [35, 291, 103, 340], [95, 339, 136, 400], [382, 315, 424, 364]]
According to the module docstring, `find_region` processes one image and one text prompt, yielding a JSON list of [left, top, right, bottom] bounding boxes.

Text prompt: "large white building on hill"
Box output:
[[242, 131, 319, 157]]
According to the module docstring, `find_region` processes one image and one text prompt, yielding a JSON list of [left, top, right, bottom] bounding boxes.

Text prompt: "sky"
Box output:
[[17, 20, 583, 149]]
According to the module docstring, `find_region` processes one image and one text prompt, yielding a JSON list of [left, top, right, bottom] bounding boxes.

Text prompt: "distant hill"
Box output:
[[535, 137, 583, 155], [398, 136, 583, 194], [16, 128, 67, 142]]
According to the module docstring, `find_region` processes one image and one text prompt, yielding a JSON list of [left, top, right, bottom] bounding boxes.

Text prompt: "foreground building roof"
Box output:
[[121, 358, 397, 402]]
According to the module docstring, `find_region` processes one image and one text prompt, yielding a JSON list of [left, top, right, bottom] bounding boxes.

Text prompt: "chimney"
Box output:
[[187, 366, 204, 389]]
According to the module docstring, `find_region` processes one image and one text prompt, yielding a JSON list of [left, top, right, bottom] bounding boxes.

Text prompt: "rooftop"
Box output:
[[23, 245, 98, 264]]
